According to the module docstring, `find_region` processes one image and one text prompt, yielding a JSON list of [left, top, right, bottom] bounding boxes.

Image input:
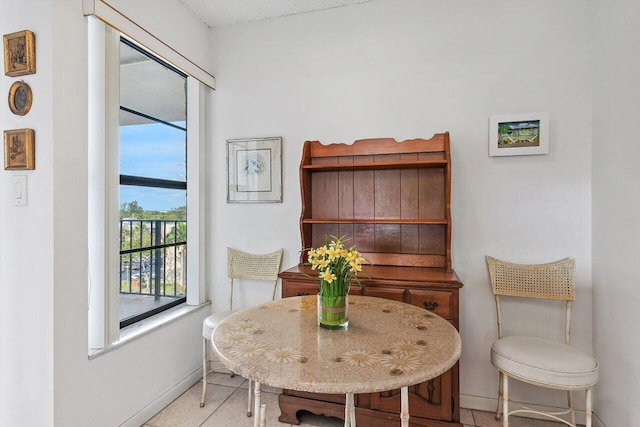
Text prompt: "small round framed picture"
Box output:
[[8, 80, 33, 116]]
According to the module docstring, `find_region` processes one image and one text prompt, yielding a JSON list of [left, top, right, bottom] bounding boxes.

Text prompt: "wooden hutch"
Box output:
[[278, 134, 463, 426]]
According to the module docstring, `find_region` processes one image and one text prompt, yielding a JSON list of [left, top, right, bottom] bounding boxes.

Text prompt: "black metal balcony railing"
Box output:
[[119, 219, 187, 327]]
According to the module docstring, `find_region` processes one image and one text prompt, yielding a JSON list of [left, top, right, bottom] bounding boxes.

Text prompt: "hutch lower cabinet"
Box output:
[[278, 265, 462, 426]]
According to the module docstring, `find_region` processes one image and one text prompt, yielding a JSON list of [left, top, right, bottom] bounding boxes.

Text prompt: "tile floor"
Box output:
[[142, 362, 566, 427]]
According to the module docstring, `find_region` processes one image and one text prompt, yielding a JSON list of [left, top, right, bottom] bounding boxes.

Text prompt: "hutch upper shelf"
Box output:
[[299, 133, 453, 271]]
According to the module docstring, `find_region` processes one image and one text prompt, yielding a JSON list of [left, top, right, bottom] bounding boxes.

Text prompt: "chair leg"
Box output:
[[200, 337, 208, 408], [495, 371, 503, 420], [567, 390, 575, 426], [585, 388, 592, 427], [247, 379, 254, 417], [502, 374, 509, 427]]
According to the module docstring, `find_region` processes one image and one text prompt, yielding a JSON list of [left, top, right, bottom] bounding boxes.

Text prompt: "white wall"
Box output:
[[209, 0, 593, 412], [592, 0, 640, 425], [0, 1, 55, 425], [0, 1, 212, 426]]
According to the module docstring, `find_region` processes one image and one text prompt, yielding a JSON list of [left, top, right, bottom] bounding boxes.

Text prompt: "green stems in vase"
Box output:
[[318, 278, 349, 329]]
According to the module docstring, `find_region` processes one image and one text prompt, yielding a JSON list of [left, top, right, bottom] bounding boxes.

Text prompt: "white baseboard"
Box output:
[[119, 367, 202, 427], [460, 393, 606, 427]]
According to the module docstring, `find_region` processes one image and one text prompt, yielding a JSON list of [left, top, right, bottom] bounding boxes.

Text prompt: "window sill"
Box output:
[[88, 301, 210, 359]]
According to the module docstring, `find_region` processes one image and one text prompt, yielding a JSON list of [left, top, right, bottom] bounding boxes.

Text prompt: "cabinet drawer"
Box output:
[[282, 282, 317, 297], [282, 282, 362, 298], [362, 287, 405, 302], [406, 289, 453, 320]]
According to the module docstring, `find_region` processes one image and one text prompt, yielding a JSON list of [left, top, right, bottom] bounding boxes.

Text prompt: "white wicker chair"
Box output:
[[200, 247, 283, 413], [486, 256, 598, 427]]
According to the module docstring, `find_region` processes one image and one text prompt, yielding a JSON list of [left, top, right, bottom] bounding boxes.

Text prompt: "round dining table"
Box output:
[[210, 295, 461, 427]]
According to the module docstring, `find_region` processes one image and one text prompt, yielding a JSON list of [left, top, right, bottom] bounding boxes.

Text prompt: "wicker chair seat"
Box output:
[[491, 336, 598, 389]]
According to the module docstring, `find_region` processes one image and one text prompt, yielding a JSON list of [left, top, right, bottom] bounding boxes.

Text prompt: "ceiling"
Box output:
[[178, 0, 374, 27]]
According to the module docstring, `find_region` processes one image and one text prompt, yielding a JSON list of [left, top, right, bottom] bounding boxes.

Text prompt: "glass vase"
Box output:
[[317, 293, 349, 330]]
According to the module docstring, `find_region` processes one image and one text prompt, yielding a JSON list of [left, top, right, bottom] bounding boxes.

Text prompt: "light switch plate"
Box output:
[[13, 175, 27, 206]]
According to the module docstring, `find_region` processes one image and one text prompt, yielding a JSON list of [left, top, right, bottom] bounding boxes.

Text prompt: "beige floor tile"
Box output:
[[238, 380, 282, 394], [472, 410, 504, 427], [145, 379, 566, 427], [200, 388, 289, 427], [206, 370, 248, 387], [210, 360, 232, 374], [146, 383, 236, 427], [208, 360, 269, 393], [460, 408, 475, 425], [473, 410, 564, 426], [516, 419, 560, 426]]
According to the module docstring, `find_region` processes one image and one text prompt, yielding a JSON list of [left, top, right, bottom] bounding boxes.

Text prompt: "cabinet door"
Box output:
[[370, 368, 453, 421]]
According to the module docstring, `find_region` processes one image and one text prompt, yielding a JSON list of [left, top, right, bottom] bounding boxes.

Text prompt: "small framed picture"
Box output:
[[3, 30, 36, 77], [489, 112, 549, 157], [227, 137, 282, 203], [8, 81, 33, 116], [4, 128, 35, 170]]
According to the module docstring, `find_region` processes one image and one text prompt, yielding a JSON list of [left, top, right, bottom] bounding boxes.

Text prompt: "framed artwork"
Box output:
[[227, 137, 282, 203], [8, 81, 33, 115], [489, 112, 549, 157], [4, 128, 35, 170], [3, 30, 36, 77]]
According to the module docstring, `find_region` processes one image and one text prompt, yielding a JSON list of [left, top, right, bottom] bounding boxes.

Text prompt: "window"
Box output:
[[118, 38, 188, 328], [88, 18, 208, 351]]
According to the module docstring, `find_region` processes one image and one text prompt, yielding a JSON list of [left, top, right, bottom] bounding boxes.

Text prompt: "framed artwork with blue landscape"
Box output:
[[227, 137, 282, 203]]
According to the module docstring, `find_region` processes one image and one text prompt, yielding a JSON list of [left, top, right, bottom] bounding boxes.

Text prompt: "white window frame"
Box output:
[[88, 17, 207, 351]]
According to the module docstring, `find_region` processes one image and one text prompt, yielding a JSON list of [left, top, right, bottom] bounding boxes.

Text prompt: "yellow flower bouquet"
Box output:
[[307, 235, 366, 329]]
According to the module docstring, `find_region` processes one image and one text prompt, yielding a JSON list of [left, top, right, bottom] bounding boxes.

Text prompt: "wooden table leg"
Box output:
[[253, 382, 261, 427], [400, 387, 409, 427]]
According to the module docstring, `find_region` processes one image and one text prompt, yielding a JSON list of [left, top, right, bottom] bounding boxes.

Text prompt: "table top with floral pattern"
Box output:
[[210, 295, 461, 394]]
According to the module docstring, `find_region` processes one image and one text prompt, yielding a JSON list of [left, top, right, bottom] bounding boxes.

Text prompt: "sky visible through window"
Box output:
[[120, 121, 186, 212]]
